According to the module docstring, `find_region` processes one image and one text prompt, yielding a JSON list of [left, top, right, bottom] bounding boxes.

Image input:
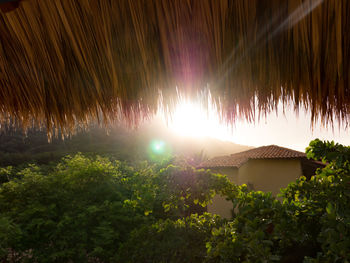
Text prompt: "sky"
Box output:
[[156, 100, 350, 152], [225, 107, 350, 152]]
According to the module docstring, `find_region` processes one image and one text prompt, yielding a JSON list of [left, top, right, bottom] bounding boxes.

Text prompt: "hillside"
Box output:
[[0, 122, 251, 166]]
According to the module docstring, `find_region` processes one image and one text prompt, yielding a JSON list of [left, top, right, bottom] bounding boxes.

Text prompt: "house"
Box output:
[[199, 145, 325, 218]]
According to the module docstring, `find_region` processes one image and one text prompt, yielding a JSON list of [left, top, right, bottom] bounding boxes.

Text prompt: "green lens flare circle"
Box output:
[[150, 140, 165, 154]]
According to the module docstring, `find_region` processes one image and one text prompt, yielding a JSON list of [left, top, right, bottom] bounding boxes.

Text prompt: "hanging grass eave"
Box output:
[[0, 0, 349, 135]]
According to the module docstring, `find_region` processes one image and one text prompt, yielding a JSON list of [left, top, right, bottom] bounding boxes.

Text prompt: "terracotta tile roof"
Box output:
[[199, 145, 307, 168]]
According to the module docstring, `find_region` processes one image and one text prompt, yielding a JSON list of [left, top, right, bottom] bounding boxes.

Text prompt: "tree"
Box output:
[[0, 154, 230, 262]]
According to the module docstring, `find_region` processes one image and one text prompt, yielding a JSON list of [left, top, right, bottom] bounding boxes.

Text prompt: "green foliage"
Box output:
[[306, 138, 350, 168], [0, 216, 21, 259], [2, 139, 350, 262], [206, 189, 284, 263], [0, 166, 13, 184], [153, 165, 231, 218], [118, 213, 224, 263], [0, 154, 229, 262], [282, 141, 350, 262], [0, 154, 149, 262]]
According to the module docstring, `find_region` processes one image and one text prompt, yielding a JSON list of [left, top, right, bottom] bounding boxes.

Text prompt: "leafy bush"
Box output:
[[153, 164, 231, 218], [0, 154, 229, 262], [0, 155, 149, 262], [206, 189, 285, 262], [118, 213, 224, 263], [0, 216, 21, 260]]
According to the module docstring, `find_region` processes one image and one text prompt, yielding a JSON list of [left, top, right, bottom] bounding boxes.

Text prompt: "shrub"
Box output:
[[0, 155, 149, 262], [0, 154, 230, 262], [118, 213, 224, 263]]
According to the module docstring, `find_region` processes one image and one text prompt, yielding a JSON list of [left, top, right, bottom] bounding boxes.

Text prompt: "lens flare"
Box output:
[[151, 140, 165, 154], [148, 140, 172, 161]]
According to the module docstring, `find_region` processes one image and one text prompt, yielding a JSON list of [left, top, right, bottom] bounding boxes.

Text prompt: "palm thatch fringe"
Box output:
[[0, 0, 349, 136]]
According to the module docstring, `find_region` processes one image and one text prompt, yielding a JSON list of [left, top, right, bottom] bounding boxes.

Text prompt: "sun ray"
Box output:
[[162, 99, 239, 142]]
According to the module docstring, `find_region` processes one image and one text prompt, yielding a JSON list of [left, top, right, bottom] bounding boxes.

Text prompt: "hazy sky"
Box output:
[[156, 101, 350, 152], [226, 107, 350, 152]]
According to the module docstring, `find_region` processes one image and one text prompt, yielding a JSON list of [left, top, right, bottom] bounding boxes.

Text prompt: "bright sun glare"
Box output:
[[162, 99, 350, 152], [165, 100, 235, 141]]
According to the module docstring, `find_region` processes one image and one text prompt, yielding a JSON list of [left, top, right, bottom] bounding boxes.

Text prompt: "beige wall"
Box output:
[[211, 167, 239, 184], [207, 159, 303, 218], [238, 159, 303, 196], [207, 167, 238, 218]]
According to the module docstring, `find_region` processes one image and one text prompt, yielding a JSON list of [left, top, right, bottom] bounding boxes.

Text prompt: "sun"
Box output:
[[164, 100, 235, 141]]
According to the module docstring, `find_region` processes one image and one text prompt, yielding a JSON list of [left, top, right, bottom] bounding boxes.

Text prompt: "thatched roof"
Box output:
[[0, 0, 349, 136], [199, 145, 308, 168], [198, 145, 326, 179]]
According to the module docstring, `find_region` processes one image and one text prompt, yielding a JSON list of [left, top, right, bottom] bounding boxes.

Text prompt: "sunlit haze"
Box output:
[[160, 100, 350, 152], [165, 101, 232, 140]]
